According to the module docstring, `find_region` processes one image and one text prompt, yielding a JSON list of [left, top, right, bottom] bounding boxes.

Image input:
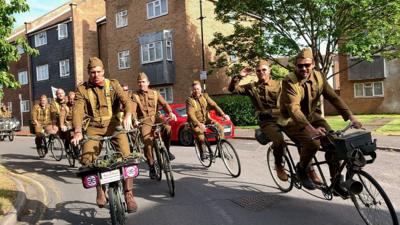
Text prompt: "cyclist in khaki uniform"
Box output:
[[0, 104, 11, 118], [130, 72, 177, 179], [31, 95, 56, 151], [59, 91, 75, 150], [228, 60, 289, 181], [71, 57, 137, 213], [279, 48, 362, 195], [186, 80, 230, 160], [50, 88, 67, 132]]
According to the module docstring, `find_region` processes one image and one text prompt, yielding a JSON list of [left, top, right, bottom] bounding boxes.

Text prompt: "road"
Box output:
[[0, 136, 399, 225]]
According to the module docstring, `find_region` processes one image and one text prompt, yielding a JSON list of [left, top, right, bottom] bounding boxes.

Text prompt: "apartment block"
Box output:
[[101, 0, 233, 103], [3, 0, 105, 125]]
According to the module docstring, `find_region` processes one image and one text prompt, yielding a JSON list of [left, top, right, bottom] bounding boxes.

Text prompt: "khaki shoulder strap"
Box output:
[[87, 79, 112, 121], [153, 90, 158, 112]]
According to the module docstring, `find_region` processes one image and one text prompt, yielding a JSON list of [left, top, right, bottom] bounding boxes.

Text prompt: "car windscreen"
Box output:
[[175, 107, 187, 117]]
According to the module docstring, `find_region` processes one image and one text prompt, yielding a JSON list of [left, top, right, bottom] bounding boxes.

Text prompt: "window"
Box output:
[[166, 40, 172, 61], [36, 64, 49, 81], [147, 0, 168, 19], [141, 41, 163, 64], [354, 81, 384, 97], [21, 100, 30, 112], [34, 31, 47, 47], [7, 102, 12, 112], [157, 86, 173, 103], [116, 10, 128, 28], [18, 71, 28, 85], [59, 59, 70, 77], [58, 23, 68, 40], [17, 45, 24, 54], [118, 50, 131, 69]]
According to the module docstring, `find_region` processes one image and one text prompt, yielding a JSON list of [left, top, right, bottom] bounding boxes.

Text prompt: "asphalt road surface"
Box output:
[[0, 136, 399, 225]]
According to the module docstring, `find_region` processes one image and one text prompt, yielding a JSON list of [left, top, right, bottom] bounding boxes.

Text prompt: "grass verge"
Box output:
[[0, 165, 17, 218], [376, 119, 400, 135]]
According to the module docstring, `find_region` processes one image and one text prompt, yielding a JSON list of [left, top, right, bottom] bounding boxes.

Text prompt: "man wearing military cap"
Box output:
[[130, 72, 177, 179], [71, 57, 137, 212], [279, 48, 362, 194], [32, 95, 57, 154], [0, 104, 11, 118], [228, 59, 288, 181], [186, 80, 230, 160]]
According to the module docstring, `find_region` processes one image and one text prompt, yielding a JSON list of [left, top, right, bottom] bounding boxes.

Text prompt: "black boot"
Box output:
[[332, 175, 349, 198], [296, 164, 316, 190], [167, 150, 175, 161], [149, 165, 157, 179]]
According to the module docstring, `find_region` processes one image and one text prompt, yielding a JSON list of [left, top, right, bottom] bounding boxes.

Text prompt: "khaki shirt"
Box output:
[[50, 99, 67, 125], [279, 70, 352, 128], [130, 89, 172, 122], [0, 109, 11, 118], [229, 76, 281, 119], [60, 102, 73, 127], [32, 104, 51, 125], [73, 79, 133, 129], [186, 93, 225, 127]]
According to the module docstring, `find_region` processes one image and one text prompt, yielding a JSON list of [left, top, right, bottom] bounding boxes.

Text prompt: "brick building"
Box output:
[[3, 0, 105, 125], [100, 0, 234, 103], [338, 55, 400, 114]]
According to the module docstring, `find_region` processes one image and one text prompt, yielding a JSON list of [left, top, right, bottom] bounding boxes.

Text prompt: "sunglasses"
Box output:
[[296, 64, 312, 69], [256, 68, 268, 73]]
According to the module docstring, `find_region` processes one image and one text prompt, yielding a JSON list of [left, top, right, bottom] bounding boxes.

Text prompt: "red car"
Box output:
[[161, 103, 235, 146]]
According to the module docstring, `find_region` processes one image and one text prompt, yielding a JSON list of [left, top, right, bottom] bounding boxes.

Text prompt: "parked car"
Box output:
[[161, 103, 235, 146], [0, 116, 21, 141]]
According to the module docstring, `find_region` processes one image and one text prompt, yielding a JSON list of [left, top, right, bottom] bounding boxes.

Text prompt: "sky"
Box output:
[[13, 0, 70, 28]]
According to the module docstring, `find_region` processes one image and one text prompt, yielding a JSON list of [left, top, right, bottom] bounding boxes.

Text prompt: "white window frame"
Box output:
[[57, 23, 68, 40], [34, 31, 47, 47], [147, 0, 168, 19], [21, 100, 30, 112], [166, 40, 172, 61], [354, 81, 384, 98], [157, 86, 173, 103], [116, 10, 128, 28], [141, 41, 163, 64], [18, 71, 28, 85], [118, 50, 131, 69], [36, 64, 49, 81], [17, 44, 25, 54], [59, 59, 70, 77]]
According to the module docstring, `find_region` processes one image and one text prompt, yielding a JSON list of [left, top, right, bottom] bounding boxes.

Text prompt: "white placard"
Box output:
[[200, 71, 207, 80], [100, 169, 120, 184]]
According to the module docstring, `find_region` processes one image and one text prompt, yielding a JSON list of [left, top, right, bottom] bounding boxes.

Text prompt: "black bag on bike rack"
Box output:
[[255, 128, 271, 145], [325, 131, 376, 160]]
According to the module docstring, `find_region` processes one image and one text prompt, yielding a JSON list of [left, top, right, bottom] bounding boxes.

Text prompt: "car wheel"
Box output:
[[179, 128, 194, 146]]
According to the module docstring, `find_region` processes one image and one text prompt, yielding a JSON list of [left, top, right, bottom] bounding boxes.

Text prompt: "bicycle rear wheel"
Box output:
[[50, 135, 64, 161], [161, 148, 175, 197], [37, 136, 47, 158], [108, 183, 126, 225], [220, 140, 241, 177], [267, 146, 294, 192], [8, 131, 14, 141], [153, 144, 163, 181], [347, 170, 398, 225], [194, 140, 213, 167]]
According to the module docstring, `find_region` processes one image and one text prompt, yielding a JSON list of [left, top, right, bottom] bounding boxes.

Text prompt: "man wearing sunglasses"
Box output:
[[279, 48, 362, 195], [228, 60, 288, 181]]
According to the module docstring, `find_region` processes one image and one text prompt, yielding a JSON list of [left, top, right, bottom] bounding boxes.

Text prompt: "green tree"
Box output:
[[0, 0, 38, 98], [209, 0, 400, 77]]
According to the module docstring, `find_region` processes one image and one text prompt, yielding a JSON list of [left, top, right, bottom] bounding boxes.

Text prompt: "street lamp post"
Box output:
[[199, 0, 207, 91]]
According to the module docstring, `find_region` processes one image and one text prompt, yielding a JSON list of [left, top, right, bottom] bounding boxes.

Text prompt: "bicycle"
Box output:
[[37, 132, 64, 161], [76, 128, 140, 225], [194, 124, 241, 178], [65, 138, 81, 167], [140, 118, 175, 197], [265, 124, 398, 225], [127, 127, 145, 160]]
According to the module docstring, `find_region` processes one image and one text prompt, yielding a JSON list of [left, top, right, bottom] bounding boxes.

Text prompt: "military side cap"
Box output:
[[192, 80, 201, 86], [137, 72, 149, 81], [257, 59, 270, 67], [296, 48, 313, 60], [87, 57, 104, 70]]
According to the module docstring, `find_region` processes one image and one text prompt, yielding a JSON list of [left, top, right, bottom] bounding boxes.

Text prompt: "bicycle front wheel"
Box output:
[[65, 144, 75, 167], [347, 170, 398, 225], [37, 137, 47, 158], [220, 140, 241, 177], [194, 140, 213, 168], [108, 183, 126, 225], [50, 136, 64, 161], [161, 148, 175, 197], [267, 146, 294, 192]]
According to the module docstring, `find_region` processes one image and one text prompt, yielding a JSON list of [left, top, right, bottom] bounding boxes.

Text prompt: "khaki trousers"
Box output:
[[260, 121, 286, 165], [80, 122, 130, 166]]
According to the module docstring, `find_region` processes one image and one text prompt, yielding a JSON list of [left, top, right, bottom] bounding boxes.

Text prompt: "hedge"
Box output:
[[214, 95, 258, 126]]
